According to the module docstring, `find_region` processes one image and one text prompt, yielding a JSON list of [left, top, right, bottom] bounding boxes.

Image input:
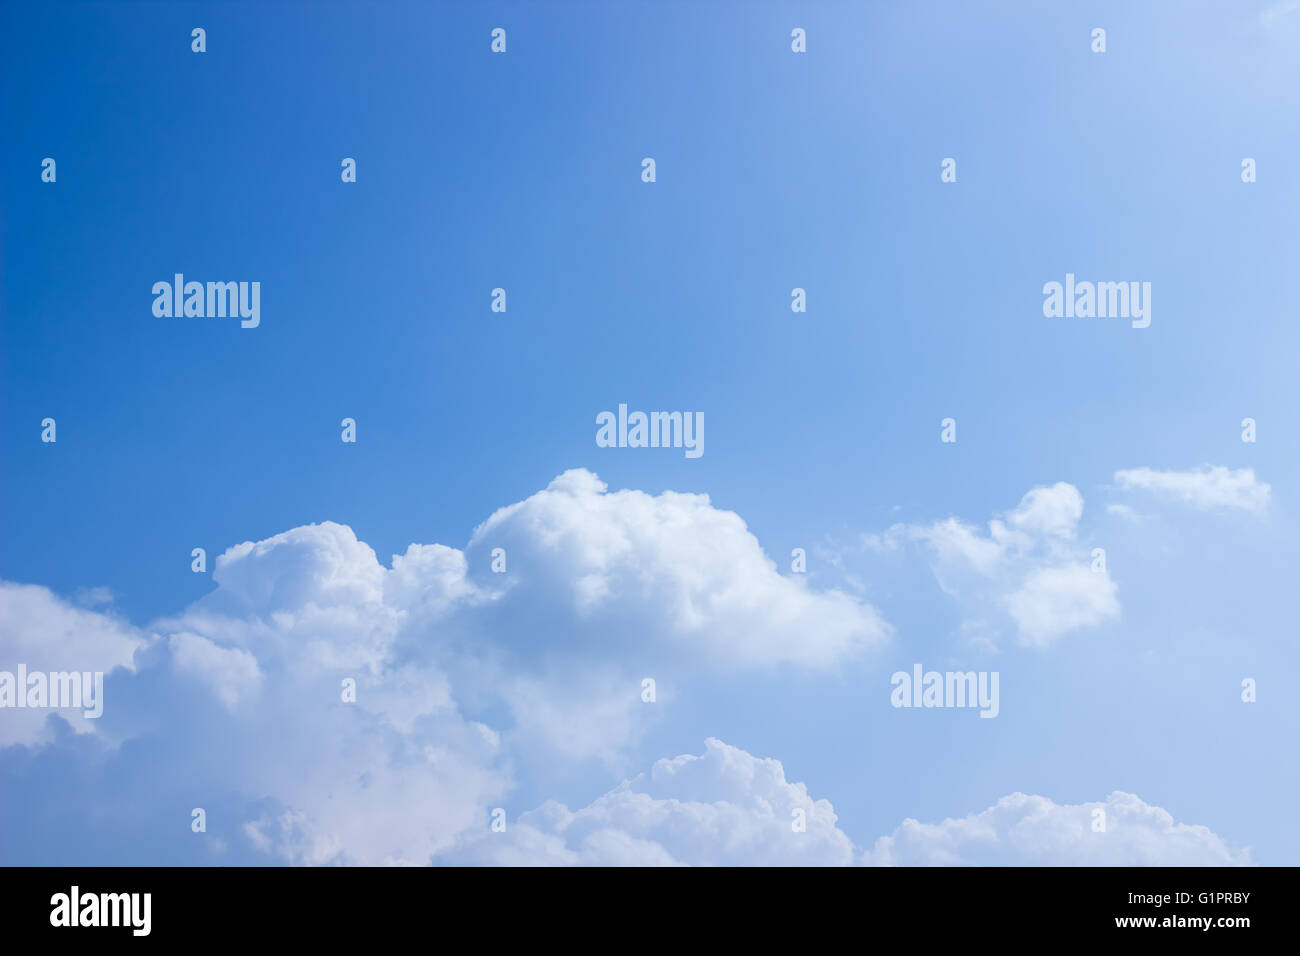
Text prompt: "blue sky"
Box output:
[[2, 0, 1298, 865]]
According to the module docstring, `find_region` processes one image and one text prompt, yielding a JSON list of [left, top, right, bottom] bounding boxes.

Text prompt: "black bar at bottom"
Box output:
[[0, 865, 1284, 943]]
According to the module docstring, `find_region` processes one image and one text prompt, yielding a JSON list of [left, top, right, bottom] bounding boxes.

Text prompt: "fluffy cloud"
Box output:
[[0, 582, 149, 746], [443, 741, 1248, 867], [145, 522, 510, 865], [449, 469, 888, 761], [464, 469, 888, 669], [168, 632, 262, 711], [1, 470, 887, 863], [0, 555, 1251, 867], [911, 517, 1006, 577], [441, 738, 857, 866], [863, 791, 1251, 866], [0, 471, 1248, 867], [1006, 566, 1120, 647], [1114, 466, 1270, 514], [871, 482, 1118, 647]]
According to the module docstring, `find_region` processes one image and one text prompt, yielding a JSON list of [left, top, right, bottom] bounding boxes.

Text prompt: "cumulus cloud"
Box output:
[[1114, 466, 1270, 514], [0, 582, 149, 746], [244, 810, 346, 867], [1, 470, 887, 863], [448, 469, 888, 761], [1006, 566, 1120, 647], [1006, 483, 1085, 539], [168, 632, 262, 711], [443, 740, 1248, 868], [871, 482, 1118, 647], [465, 469, 888, 669], [503, 671, 646, 766], [146, 522, 510, 865], [863, 791, 1251, 866], [441, 738, 857, 866], [1, 471, 1247, 867]]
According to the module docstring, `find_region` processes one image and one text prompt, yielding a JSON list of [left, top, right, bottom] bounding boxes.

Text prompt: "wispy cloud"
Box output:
[[1260, 0, 1300, 29], [867, 482, 1118, 648], [1114, 466, 1270, 514]]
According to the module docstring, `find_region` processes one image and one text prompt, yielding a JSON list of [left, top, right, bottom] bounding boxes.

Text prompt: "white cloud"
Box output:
[[2, 472, 1245, 867], [243, 810, 346, 867], [442, 738, 857, 866], [169, 632, 262, 710], [1114, 466, 1270, 514], [0, 470, 889, 862], [448, 469, 887, 761], [875, 482, 1118, 647], [864, 791, 1251, 866], [0, 581, 149, 746], [1005, 482, 1084, 539], [466, 469, 889, 670], [1006, 566, 1120, 647], [914, 517, 1006, 577], [504, 671, 646, 765], [1105, 503, 1146, 523], [215, 520, 387, 611], [1261, 0, 1299, 29], [73, 586, 114, 608], [443, 741, 1249, 867], [899, 482, 1088, 575]]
